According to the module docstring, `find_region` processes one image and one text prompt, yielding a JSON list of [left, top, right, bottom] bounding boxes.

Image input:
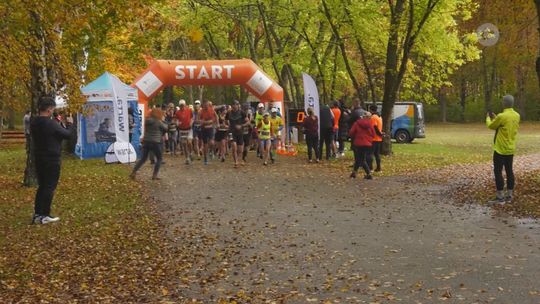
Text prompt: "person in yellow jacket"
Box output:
[[257, 112, 274, 166], [486, 95, 520, 205]]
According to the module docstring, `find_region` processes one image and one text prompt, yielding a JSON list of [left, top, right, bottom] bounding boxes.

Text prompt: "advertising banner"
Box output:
[[82, 101, 116, 144], [110, 75, 130, 143]]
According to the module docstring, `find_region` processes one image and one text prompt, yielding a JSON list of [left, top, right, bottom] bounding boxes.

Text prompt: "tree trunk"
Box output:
[[321, 0, 363, 101], [302, 25, 329, 104], [381, 0, 440, 155], [342, 3, 377, 102], [481, 48, 497, 112], [280, 65, 292, 104], [460, 77, 467, 122], [162, 86, 174, 105], [257, 0, 287, 102], [515, 65, 526, 119], [24, 11, 52, 187], [381, 0, 406, 156], [330, 43, 339, 101], [7, 108, 15, 130], [438, 89, 447, 123], [535, 1, 540, 92], [198, 85, 204, 102], [290, 68, 303, 108]]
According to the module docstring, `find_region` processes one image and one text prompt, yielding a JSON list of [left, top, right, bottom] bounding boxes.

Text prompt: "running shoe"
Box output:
[[39, 215, 60, 224], [364, 174, 373, 180], [31, 214, 42, 225], [487, 197, 505, 206], [350, 172, 357, 179]]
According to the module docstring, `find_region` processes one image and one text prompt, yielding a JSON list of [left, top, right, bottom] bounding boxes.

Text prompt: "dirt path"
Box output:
[[142, 153, 540, 303]]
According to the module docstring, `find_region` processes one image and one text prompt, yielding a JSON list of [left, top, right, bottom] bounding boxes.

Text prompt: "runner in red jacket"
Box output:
[[348, 111, 375, 179]]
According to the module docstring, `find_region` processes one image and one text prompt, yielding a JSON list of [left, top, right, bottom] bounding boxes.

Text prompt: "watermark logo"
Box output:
[[477, 23, 499, 47]]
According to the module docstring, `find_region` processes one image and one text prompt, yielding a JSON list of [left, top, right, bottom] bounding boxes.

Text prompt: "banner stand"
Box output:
[[105, 142, 137, 164]]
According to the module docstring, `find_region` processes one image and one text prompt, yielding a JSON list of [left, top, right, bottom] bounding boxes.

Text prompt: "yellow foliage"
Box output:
[[189, 28, 204, 43]]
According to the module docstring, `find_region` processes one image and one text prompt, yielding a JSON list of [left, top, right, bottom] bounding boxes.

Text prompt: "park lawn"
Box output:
[[0, 145, 180, 302], [318, 122, 540, 217], [328, 122, 540, 175]]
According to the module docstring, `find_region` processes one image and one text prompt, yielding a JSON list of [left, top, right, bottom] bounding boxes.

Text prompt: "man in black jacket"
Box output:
[[319, 104, 334, 160], [31, 96, 73, 224]]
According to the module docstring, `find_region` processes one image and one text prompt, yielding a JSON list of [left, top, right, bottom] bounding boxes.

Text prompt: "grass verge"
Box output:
[[317, 122, 540, 176], [0, 145, 181, 302]]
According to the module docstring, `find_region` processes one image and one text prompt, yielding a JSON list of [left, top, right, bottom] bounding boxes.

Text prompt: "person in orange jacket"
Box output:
[[367, 104, 383, 172], [348, 111, 375, 180]]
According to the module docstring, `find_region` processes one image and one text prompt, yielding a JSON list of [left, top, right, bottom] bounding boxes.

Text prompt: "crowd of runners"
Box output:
[[130, 96, 384, 181], [130, 99, 284, 180]]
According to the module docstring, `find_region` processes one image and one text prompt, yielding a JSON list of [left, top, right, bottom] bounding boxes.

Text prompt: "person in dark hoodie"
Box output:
[[303, 107, 320, 163], [349, 110, 375, 180], [338, 105, 351, 157], [130, 108, 168, 180], [31, 96, 74, 224], [319, 104, 335, 160]]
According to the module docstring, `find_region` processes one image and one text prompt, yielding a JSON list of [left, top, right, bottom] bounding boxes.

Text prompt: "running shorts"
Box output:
[[232, 132, 244, 145], [179, 129, 190, 141], [215, 130, 227, 142], [193, 127, 202, 139], [201, 128, 215, 144]]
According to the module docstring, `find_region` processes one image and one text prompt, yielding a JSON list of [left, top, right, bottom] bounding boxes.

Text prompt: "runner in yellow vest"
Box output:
[[255, 103, 265, 158], [269, 107, 284, 163], [257, 112, 273, 165]]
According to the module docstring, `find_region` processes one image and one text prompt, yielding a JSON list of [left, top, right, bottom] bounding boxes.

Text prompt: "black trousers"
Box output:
[[353, 146, 371, 175], [149, 141, 164, 163], [134, 142, 162, 176], [338, 136, 345, 153], [493, 152, 514, 191], [319, 127, 333, 160], [306, 134, 320, 160], [35, 158, 61, 216], [367, 141, 382, 170]]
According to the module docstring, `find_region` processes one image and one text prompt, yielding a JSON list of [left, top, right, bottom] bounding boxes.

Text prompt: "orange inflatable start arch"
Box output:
[[132, 59, 284, 114]]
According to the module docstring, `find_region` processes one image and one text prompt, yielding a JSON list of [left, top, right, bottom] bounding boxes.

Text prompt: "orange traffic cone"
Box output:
[[277, 141, 287, 155]]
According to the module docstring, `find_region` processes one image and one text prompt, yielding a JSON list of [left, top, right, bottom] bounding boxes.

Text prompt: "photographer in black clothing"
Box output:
[[319, 104, 334, 160], [31, 96, 73, 224]]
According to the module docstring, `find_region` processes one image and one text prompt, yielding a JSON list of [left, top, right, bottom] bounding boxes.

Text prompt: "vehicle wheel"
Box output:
[[395, 129, 410, 143]]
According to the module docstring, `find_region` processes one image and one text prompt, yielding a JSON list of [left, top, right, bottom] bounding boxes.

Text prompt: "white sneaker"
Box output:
[[40, 215, 60, 224]]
